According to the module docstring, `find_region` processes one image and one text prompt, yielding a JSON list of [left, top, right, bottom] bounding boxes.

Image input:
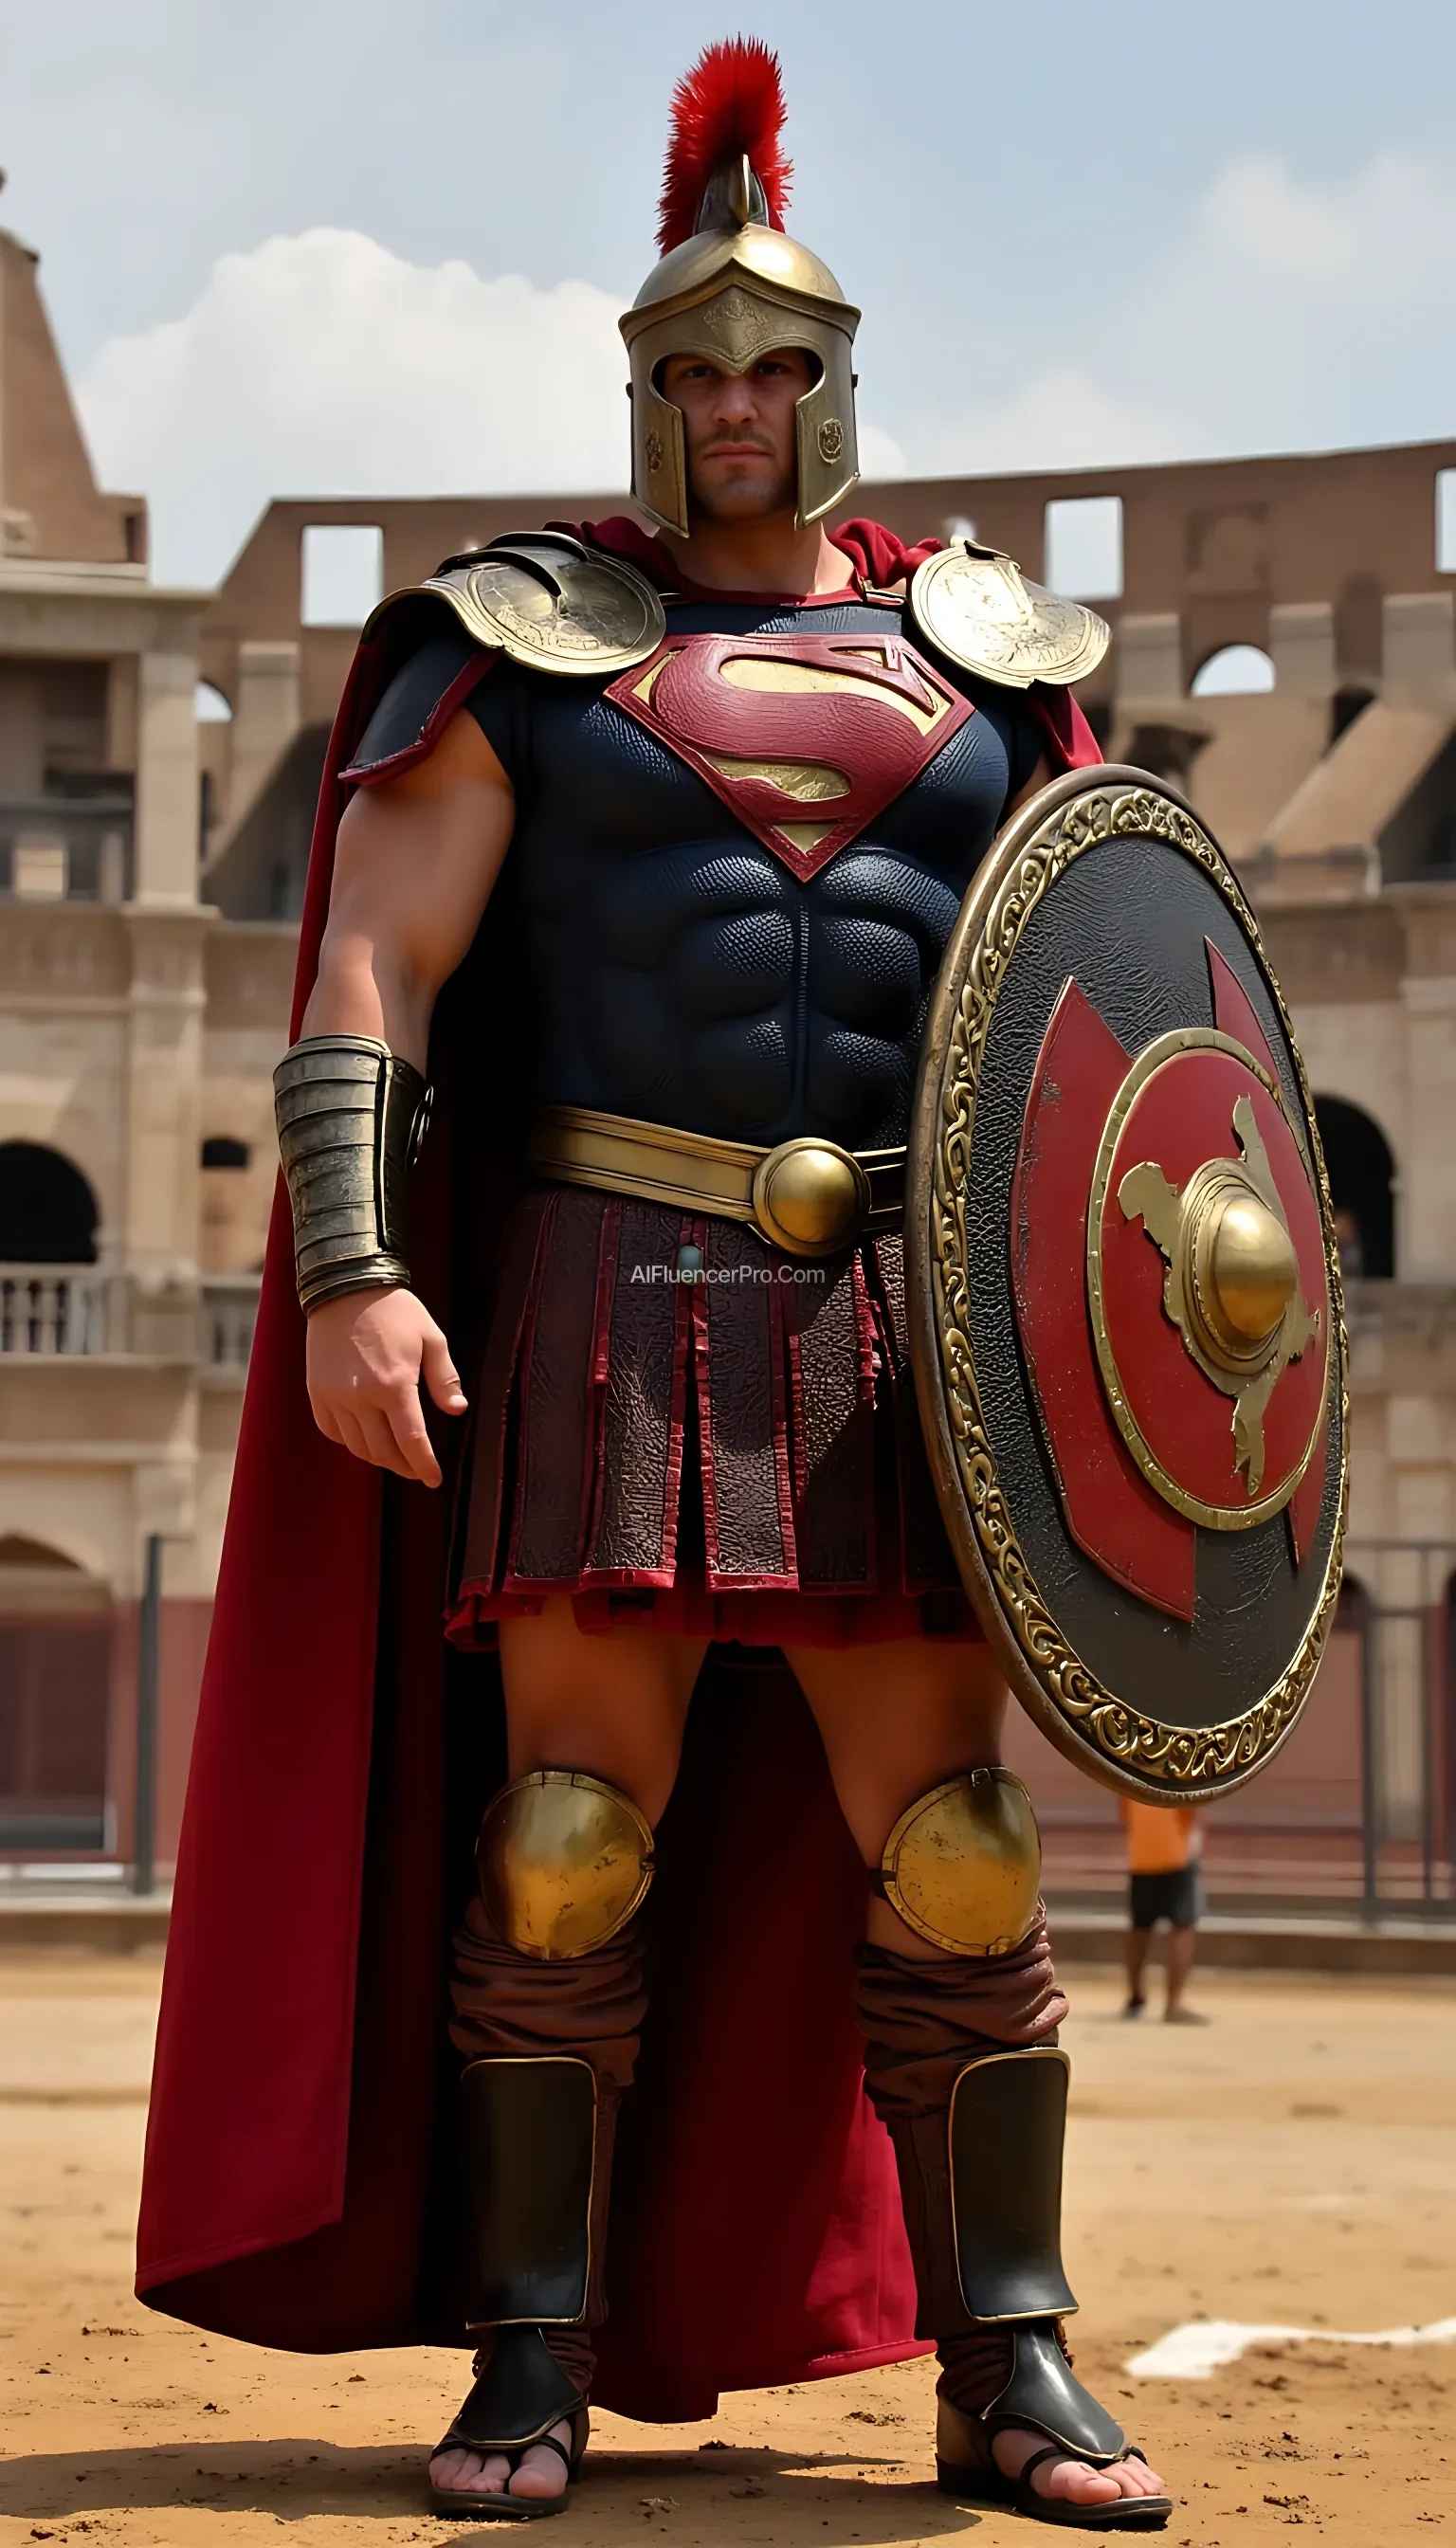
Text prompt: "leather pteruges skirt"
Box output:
[[446, 1184, 981, 1652]]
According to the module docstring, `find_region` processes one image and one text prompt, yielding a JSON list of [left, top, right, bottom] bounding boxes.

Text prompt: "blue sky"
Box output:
[[5, 0, 1456, 581]]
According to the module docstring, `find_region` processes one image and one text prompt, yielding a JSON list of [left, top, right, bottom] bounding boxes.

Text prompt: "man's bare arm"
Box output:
[[301, 705, 513, 1058], [300, 708, 514, 1488]]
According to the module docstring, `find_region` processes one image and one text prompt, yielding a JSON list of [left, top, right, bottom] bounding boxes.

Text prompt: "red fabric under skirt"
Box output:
[[446, 1184, 982, 1650]]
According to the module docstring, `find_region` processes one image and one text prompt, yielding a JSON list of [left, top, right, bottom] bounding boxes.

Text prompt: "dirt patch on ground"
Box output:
[[0, 1953, 1452, 2545]]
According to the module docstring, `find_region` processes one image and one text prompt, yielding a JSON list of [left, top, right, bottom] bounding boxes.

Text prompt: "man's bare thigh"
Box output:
[[785, 1636, 1012, 1953], [498, 1596, 709, 1826]]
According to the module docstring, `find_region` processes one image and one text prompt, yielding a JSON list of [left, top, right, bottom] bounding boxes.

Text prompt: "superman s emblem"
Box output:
[[605, 630, 973, 880]]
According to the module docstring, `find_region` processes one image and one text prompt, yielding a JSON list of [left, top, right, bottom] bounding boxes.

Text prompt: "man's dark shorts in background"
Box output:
[[1130, 1866, 1204, 1930]]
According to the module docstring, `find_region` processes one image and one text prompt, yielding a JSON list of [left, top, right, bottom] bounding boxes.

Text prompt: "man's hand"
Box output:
[[306, 1287, 467, 1488]]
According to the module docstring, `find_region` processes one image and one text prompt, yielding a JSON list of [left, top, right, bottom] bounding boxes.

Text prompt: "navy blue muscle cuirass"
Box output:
[[379, 594, 1047, 1153]]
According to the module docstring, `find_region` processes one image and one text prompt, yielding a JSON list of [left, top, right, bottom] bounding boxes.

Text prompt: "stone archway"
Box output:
[[1313, 1097, 1395, 1279], [0, 1141, 99, 1263], [1191, 644, 1275, 697]]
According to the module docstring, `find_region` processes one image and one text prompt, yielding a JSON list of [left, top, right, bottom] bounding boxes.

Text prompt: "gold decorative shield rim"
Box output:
[[905, 766, 1350, 1802], [1083, 1023, 1330, 1532]]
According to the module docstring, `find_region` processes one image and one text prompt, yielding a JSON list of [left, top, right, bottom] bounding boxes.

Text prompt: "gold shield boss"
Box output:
[[621, 151, 861, 539]]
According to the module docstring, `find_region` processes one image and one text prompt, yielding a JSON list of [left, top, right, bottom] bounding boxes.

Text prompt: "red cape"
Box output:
[[136, 519, 1094, 2415]]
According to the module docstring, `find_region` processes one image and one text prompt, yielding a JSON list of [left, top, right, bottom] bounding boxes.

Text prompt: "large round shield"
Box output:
[[907, 767, 1348, 1801]]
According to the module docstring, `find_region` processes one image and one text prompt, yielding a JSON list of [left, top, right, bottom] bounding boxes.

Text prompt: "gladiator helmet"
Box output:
[[621, 39, 861, 539]]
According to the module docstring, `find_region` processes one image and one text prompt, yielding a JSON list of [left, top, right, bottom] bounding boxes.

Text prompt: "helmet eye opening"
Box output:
[[654, 346, 822, 399]]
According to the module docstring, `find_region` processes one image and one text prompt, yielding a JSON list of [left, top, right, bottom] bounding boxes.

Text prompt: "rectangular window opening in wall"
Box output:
[[1044, 495, 1124, 600], [12, 839, 67, 900], [300, 523, 385, 629], [1437, 470, 1456, 575]]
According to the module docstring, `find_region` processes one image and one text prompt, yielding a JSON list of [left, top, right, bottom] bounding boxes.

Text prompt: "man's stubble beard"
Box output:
[[685, 451, 797, 527]]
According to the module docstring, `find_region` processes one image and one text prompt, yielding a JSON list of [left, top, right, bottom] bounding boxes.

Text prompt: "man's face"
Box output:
[[660, 347, 815, 524]]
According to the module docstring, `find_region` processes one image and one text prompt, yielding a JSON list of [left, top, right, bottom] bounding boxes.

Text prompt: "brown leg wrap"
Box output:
[[450, 1892, 647, 2087], [448, 1895, 647, 2391], [855, 1926, 1068, 2415]]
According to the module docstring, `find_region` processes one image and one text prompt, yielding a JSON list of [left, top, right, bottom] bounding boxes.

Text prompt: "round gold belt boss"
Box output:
[[750, 1137, 870, 1257]]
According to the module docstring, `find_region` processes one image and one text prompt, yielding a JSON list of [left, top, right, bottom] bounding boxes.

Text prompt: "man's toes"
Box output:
[[1093, 2456, 1164, 2499], [430, 2447, 510, 2494], [507, 2450, 566, 2502], [991, 2429, 1163, 2505], [1122, 2457, 1167, 2497], [507, 2424, 573, 2501], [1039, 2458, 1122, 2504]]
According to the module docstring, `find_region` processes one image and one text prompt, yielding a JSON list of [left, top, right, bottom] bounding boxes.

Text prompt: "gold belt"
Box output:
[[527, 1103, 906, 1259]]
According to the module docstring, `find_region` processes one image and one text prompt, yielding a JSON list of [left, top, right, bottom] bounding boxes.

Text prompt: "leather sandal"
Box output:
[[428, 2335, 589, 2523], [428, 2394, 586, 2517], [427, 2412, 588, 2521], [937, 2383, 1172, 2530]]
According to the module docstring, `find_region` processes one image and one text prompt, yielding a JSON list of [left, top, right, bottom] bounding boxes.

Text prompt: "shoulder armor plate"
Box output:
[[909, 541, 1109, 690], [410, 531, 665, 678]]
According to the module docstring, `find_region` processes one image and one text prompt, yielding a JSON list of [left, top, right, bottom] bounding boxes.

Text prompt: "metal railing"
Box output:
[[0, 1269, 262, 1365], [0, 1265, 105, 1354], [1026, 1538, 1456, 1920], [1347, 1541, 1455, 1914], [200, 1276, 260, 1371]]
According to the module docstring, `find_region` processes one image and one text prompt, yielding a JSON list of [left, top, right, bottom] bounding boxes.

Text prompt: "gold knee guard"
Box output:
[[876, 1768, 1042, 1956], [478, 1769, 654, 1960]]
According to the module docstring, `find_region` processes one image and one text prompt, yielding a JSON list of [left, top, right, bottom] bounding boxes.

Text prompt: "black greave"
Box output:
[[440, 2055, 604, 2457], [932, 2048, 1124, 2466]]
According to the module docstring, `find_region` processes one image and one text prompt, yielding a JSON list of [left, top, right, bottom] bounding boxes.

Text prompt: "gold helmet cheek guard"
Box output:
[[623, 227, 861, 539], [478, 1771, 655, 1961], [876, 1770, 1045, 1957]]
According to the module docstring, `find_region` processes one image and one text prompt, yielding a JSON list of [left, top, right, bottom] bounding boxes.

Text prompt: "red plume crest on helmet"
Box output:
[[656, 38, 792, 254]]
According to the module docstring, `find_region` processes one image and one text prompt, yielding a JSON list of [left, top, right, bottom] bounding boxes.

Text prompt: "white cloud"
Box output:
[[1122, 148, 1456, 442], [901, 366, 1192, 482], [77, 229, 634, 585], [894, 147, 1456, 478], [74, 149, 1456, 587], [77, 225, 916, 585]]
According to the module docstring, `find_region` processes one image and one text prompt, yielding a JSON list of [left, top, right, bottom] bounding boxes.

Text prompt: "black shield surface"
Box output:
[[906, 768, 1347, 1802]]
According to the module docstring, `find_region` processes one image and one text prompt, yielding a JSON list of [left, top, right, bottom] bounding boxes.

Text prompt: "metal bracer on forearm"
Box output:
[[273, 1034, 430, 1314]]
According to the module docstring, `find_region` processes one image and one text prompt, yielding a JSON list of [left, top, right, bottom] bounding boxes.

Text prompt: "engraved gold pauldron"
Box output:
[[909, 542, 1110, 691], [364, 532, 666, 680]]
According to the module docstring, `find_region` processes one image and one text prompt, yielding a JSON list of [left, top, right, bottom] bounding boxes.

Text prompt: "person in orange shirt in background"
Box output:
[[1119, 1799, 1208, 2024]]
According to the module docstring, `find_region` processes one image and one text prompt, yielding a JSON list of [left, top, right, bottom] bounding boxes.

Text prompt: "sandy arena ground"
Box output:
[[0, 1951, 1452, 2546]]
